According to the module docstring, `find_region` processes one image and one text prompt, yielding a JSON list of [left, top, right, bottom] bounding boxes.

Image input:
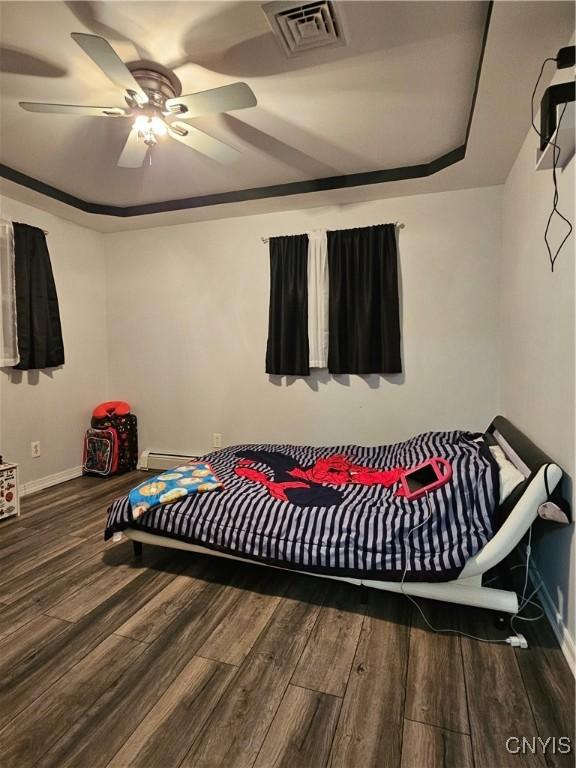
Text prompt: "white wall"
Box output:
[[0, 197, 108, 486], [3, 164, 573, 664], [3, 129, 574, 667], [500, 108, 575, 657], [104, 186, 502, 455]]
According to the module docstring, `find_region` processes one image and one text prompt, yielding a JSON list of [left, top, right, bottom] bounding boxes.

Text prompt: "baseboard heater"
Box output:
[[138, 450, 203, 471]]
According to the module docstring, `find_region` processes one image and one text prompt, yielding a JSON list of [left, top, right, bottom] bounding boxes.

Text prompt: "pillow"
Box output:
[[489, 445, 525, 503], [93, 400, 131, 419]]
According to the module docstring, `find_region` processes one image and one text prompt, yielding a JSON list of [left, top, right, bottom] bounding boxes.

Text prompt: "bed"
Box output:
[[105, 416, 564, 615]]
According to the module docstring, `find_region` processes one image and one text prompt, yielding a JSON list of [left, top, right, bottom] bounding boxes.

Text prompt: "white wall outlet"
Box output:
[[30, 441, 41, 458], [212, 433, 222, 449]]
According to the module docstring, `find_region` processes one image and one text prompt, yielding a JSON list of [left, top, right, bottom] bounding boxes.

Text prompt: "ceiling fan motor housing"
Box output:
[[126, 62, 182, 113]]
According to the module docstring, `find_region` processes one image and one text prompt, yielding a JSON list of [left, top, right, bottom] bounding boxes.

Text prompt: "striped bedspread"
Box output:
[[105, 431, 499, 582]]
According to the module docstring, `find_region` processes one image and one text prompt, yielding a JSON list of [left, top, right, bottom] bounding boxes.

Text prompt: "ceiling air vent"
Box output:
[[262, 1, 347, 57]]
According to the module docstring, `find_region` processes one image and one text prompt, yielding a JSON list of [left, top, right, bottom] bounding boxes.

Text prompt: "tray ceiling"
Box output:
[[0, 0, 573, 228], [0, 0, 488, 208]]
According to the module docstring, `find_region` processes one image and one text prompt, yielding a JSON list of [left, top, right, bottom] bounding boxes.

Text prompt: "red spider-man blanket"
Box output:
[[234, 449, 402, 506]]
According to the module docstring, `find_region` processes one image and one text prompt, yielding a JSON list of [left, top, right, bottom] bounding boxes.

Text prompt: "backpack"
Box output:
[[90, 401, 138, 473], [83, 428, 119, 476]]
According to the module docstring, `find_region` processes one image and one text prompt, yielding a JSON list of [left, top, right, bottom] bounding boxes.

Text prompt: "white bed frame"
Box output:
[[120, 417, 564, 616]]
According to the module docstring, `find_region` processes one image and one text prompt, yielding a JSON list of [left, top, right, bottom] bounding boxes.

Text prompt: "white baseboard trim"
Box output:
[[138, 449, 208, 471], [20, 466, 83, 497], [529, 560, 575, 675]]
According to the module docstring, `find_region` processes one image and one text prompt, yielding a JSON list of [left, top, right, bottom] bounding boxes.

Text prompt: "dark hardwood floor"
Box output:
[[0, 472, 573, 768]]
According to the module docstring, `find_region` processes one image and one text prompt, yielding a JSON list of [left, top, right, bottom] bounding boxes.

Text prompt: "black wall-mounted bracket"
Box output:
[[540, 81, 575, 151]]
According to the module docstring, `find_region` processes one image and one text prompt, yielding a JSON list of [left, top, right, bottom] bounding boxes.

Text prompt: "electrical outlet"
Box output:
[[212, 433, 222, 449], [30, 441, 41, 458]]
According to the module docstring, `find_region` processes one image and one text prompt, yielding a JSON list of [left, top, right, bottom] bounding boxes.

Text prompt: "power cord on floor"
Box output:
[[399, 493, 537, 648]]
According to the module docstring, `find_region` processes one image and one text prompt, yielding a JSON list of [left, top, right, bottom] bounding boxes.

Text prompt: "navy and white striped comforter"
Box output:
[[105, 431, 498, 582]]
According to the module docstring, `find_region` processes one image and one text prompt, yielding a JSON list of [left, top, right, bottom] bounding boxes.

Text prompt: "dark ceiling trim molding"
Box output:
[[0, 163, 106, 215], [465, 0, 493, 144], [1, 146, 467, 217], [0, 1, 492, 218]]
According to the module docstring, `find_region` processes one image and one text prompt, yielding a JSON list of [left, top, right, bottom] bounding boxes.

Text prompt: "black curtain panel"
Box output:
[[327, 224, 401, 374], [265, 234, 309, 376], [13, 223, 64, 370]]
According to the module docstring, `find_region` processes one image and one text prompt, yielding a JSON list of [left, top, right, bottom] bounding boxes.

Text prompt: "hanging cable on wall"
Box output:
[[530, 53, 574, 272]]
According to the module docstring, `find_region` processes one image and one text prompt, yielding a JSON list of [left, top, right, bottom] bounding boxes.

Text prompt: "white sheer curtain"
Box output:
[[307, 230, 328, 368], [0, 219, 19, 367]]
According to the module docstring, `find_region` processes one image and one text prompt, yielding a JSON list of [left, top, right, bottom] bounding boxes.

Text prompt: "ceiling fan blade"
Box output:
[[168, 122, 239, 163], [117, 127, 148, 168], [19, 102, 127, 116], [71, 32, 148, 105], [165, 82, 256, 118]]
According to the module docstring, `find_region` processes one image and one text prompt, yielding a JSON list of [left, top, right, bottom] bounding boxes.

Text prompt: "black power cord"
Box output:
[[530, 57, 573, 272]]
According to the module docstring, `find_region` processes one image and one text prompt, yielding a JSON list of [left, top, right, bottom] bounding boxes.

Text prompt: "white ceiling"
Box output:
[[0, 1, 488, 202], [0, 1, 573, 231]]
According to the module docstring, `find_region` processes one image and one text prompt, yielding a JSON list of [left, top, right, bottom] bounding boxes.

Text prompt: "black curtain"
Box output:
[[265, 234, 309, 376], [13, 223, 64, 370], [327, 224, 401, 374]]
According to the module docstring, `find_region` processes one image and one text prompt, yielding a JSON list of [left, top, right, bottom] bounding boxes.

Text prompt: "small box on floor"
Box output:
[[0, 462, 19, 520]]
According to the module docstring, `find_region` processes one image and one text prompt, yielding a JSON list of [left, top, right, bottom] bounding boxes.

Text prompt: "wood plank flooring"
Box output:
[[0, 472, 573, 768]]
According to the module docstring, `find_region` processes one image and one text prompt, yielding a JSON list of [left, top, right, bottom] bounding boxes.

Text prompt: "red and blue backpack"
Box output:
[[83, 401, 138, 476]]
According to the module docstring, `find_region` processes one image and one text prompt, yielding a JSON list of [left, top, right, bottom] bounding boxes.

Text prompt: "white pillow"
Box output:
[[489, 445, 525, 503]]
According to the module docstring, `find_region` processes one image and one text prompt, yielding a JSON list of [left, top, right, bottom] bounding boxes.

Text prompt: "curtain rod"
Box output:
[[260, 222, 405, 244]]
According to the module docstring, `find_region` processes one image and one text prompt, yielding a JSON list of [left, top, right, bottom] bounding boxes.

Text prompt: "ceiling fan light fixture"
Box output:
[[150, 115, 168, 136], [134, 114, 167, 146], [20, 32, 256, 169]]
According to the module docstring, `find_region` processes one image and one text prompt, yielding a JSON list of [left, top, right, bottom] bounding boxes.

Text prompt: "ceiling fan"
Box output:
[[19, 33, 257, 168]]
